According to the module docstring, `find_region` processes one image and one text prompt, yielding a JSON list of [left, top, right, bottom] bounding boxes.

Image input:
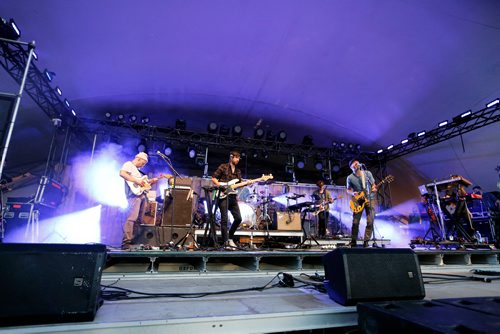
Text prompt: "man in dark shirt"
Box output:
[[212, 150, 243, 248]]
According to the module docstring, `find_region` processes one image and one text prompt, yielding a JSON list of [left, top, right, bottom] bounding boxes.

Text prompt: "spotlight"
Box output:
[[347, 143, 354, 151], [265, 130, 276, 141], [141, 116, 150, 124], [377, 149, 384, 154], [332, 163, 341, 173], [251, 150, 259, 159], [355, 144, 361, 151], [302, 135, 314, 146], [332, 141, 338, 148], [43, 69, 55, 82], [32, 50, 38, 60], [195, 150, 205, 166], [64, 99, 70, 108], [232, 125, 243, 137], [219, 125, 230, 136], [486, 98, 499, 108], [0, 18, 21, 40], [129, 115, 137, 123], [175, 119, 186, 130], [71, 109, 76, 117], [117, 114, 125, 122], [104, 112, 112, 119], [137, 141, 147, 152], [417, 131, 426, 137], [314, 160, 323, 171], [277, 130, 287, 142], [285, 163, 294, 174], [339, 142, 346, 151], [387, 144, 394, 150], [262, 151, 269, 159], [401, 139, 409, 144], [207, 122, 218, 134], [438, 120, 448, 127], [164, 146, 172, 156], [254, 128, 265, 139], [55, 87, 62, 96], [187, 147, 196, 159], [296, 157, 306, 169]]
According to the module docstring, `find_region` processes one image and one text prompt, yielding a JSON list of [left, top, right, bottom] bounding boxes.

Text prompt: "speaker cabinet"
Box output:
[[133, 225, 161, 246], [160, 226, 189, 244], [0, 243, 107, 326], [161, 188, 193, 226], [323, 248, 425, 306], [143, 201, 158, 225], [274, 212, 302, 230]]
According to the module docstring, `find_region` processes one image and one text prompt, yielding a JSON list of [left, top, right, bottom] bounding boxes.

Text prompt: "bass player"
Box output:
[[119, 152, 164, 250], [346, 159, 377, 248]]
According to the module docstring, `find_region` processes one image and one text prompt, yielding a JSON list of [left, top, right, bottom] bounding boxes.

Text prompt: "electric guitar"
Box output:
[[313, 196, 343, 215], [349, 175, 394, 213], [215, 174, 273, 199], [127, 173, 173, 196]]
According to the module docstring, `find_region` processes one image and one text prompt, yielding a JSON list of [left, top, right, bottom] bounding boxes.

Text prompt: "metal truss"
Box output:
[[0, 38, 70, 123], [378, 104, 500, 161]]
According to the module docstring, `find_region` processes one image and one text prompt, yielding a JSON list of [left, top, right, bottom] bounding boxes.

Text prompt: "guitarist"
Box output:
[[346, 159, 377, 248], [312, 179, 334, 238], [119, 152, 161, 250], [211, 150, 243, 249]]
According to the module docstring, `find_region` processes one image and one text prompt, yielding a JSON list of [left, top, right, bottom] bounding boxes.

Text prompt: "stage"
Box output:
[[1, 245, 500, 334]]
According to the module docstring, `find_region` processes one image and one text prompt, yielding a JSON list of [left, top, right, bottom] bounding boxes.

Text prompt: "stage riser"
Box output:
[[104, 250, 500, 273]]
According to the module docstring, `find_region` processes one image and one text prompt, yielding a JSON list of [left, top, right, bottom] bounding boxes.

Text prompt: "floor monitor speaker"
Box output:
[[0, 243, 107, 326], [323, 248, 425, 306]]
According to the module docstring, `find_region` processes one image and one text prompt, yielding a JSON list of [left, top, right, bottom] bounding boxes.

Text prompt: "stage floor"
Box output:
[[2, 248, 500, 334]]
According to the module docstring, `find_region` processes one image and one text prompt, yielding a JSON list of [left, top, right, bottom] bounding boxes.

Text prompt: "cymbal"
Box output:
[[286, 193, 305, 200]]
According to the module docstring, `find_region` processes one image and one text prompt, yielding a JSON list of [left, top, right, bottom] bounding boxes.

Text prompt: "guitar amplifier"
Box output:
[[162, 188, 193, 226], [274, 212, 302, 231]]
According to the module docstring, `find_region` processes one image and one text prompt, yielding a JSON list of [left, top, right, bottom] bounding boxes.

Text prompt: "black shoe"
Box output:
[[349, 241, 357, 248], [363, 241, 369, 248]]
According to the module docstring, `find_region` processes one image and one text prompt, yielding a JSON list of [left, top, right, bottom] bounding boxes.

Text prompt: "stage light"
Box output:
[[164, 146, 172, 156], [104, 112, 112, 119], [355, 144, 361, 151], [55, 87, 62, 96], [71, 109, 76, 117], [141, 116, 150, 124], [486, 98, 499, 108], [43, 69, 55, 82], [401, 139, 409, 144], [207, 122, 218, 134], [117, 114, 125, 122], [32, 50, 38, 60], [175, 119, 186, 130], [219, 125, 230, 136], [0, 18, 21, 40], [453, 110, 472, 124], [302, 135, 314, 146], [187, 147, 196, 159], [64, 99, 70, 108], [129, 115, 137, 123], [195, 149, 205, 166], [387, 144, 394, 150], [417, 131, 426, 137], [296, 157, 306, 169], [377, 149, 384, 154], [254, 128, 265, 139], [251, 150, 259, 159], [339, 142, 346, 151], [262, 151, 269, 159], [232, 125, 243, 137], [277, 130, 287, 142], [438, 120, 448, 127], [285, 163, 294, 174], [347, 143, 354, 151], [332, 163, 341, 173], [137, 142, 147, 152], [332, 141, 338, 148], [266, 130, 276, 141], [314, 160, 323, 171]]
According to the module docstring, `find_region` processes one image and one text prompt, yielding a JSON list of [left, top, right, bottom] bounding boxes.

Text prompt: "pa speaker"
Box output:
[[162, 188, 193, 226], [0, 243, 107, 326], [323, 248, 425, 306], [133, 225, 161, 246]]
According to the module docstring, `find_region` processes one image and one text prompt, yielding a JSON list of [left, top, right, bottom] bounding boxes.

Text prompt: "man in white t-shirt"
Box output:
[[119, 152, 159, 250]]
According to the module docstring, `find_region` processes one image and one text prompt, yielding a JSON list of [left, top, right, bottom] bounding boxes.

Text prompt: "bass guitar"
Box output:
[[215, 174, 273, 199], [127, 173, 173, 196], [313, 196, 343, 215], [349, 175, 394, 214]]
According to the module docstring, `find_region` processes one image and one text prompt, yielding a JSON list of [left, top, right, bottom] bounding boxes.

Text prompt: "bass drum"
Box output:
[[215, 201, 257, 229]]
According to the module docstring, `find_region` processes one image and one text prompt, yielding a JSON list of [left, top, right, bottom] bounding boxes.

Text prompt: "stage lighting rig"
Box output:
[[0, 18, 21, 40]]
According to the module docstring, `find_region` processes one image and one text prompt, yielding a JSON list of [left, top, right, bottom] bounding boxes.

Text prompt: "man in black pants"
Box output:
[[211, 150, 243, 249]]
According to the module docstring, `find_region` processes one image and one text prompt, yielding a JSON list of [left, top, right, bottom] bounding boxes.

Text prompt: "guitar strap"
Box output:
[[361, 171, 367, 192]]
